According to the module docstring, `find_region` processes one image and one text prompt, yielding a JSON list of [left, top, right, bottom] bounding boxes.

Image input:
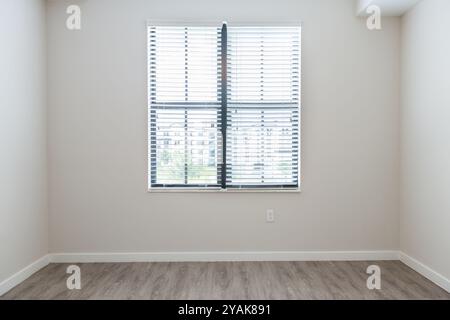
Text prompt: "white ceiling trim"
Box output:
[[356, 0, 422, 17]]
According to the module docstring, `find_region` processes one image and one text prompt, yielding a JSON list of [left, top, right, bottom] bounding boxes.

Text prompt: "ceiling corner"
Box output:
[[356, 0, 422, 17]]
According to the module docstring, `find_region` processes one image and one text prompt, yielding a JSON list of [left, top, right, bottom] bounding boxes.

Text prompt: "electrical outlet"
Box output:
[[266, 209, 275, 223]]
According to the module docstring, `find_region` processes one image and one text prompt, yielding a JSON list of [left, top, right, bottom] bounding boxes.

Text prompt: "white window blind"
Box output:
[[148, 24, 301, 190], [226, 27, 300, 188], [148, 26, 222, 187]]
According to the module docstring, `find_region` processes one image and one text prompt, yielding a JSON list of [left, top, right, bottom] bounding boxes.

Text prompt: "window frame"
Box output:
[[147, 21, 302, 193]]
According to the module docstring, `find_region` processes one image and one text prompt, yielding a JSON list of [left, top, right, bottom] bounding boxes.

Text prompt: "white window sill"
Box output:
[[147, 188, 301, 194]]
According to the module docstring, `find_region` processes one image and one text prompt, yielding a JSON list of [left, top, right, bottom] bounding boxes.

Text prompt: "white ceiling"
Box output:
[[356, 0, 422, 16]]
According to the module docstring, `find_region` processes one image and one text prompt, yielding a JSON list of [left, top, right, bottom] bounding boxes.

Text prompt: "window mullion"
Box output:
[[220, 23, 228, 189]]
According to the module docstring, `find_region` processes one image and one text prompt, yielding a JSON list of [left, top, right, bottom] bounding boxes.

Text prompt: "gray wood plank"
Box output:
[[1, 261, 448, 300]]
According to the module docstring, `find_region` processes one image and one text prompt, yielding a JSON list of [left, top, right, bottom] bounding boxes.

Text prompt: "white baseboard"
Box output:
[[399, 252, 450, 293], [50, 250, 399, 263], [0, 255, 50, 297]]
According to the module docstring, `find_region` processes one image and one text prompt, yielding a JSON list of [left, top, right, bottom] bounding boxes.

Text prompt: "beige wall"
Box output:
[[47, 0, 401, 253], [401, 0, 450, 280], [0, 0, 48, 283]]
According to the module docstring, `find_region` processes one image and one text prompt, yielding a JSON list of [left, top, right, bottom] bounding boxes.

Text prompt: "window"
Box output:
[[148, 23, 301, 191]]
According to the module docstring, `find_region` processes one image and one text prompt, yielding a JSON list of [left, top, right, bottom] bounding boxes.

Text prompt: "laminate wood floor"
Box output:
[[2, 261, 449, 300]]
